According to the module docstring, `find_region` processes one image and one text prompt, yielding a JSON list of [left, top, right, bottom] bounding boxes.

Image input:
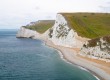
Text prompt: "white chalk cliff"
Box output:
[[49, 14, 87, 48], [80, 37, 110, 62], [16, 13, 110, 62], [16, 27, 42, 39]]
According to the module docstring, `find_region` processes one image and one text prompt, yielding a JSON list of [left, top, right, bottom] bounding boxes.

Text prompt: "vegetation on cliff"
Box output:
[[24, 20, 55, 33], [61, 13, 110, 39]]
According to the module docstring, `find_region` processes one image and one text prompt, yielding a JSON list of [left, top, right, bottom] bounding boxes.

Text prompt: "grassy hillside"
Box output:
[[61, 13, 110, 39], [24, 20, 55, 33]]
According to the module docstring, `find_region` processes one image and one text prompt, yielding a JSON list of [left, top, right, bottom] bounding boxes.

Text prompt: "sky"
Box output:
[[0, 0, 110, 29]]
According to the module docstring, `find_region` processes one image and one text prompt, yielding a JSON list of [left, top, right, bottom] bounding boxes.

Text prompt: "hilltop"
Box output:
[[61, 13, 110, 39], [24, 20, 55, 33]]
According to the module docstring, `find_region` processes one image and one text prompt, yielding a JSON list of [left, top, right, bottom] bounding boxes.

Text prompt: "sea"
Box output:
[[0, 29, 98, 80]]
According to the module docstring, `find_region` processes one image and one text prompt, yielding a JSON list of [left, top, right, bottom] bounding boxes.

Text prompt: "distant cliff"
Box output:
[[16, 27, 40, 38], [23, 20, 55, 33], [17, 13, 110, 62]]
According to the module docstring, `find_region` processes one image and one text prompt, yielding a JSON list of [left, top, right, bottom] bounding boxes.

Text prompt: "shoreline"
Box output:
[[43, 40, 102, 80], [41, 38, 110, 80], [48, 45, 101, 80]]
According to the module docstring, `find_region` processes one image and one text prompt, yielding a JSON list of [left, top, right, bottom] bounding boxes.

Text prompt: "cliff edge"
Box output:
[[17, 13, 110, 62]]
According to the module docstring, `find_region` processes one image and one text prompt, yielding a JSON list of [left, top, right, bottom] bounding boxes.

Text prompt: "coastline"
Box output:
[[42, 38, 110, 80], [45, 43, 101, 80], [16, 26, 110, 80]]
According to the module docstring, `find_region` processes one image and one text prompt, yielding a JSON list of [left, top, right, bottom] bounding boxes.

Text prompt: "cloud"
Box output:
[[107, 2, 110, 4], [99, 1, 110, 12], [35, 6, 40, 10], [45, 16, 53, 20], [0, 0, 110, 29], [99, 0, 110, 13], [100, 6, 110, 12]]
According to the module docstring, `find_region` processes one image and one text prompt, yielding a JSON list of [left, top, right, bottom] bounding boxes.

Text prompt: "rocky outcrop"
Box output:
[[16, 25, 50, 40], [48, 14, 87, 48], [80, 36, 110, 62], [16, 27, 41, 39]]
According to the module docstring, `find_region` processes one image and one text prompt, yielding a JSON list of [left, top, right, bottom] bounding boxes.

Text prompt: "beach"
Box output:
[[42, 38, 110, 80]]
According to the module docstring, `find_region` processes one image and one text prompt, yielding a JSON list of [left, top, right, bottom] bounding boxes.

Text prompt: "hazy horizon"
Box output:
[[0, 0, 110, 29]]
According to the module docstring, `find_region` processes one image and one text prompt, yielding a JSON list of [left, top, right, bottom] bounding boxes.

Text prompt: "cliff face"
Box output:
[[80, 36, 110, 62], [49, 14, 87, 48], [16, 27, 41, 39]]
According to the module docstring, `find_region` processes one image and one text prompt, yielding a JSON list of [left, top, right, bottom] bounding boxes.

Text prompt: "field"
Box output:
[[61, 13, 110, 39], [24, 20, 55, 33]]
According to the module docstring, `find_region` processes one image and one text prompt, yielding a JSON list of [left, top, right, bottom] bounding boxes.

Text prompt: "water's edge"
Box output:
[[0, 30, 102, 80], [41, 40, 101, 80]]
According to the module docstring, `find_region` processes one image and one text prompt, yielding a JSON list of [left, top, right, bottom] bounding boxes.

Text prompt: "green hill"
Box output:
[[61, 13, 110, 39], [24, 20, 55, 33]]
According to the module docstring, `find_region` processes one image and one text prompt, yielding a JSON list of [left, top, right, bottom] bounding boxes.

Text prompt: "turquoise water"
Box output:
[[0, 30, 98, 80]]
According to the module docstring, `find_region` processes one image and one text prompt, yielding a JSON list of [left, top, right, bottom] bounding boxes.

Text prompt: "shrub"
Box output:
[[103, 36, 110, 43], [87, 38, 100, 47], [49, 29, 53, 38]]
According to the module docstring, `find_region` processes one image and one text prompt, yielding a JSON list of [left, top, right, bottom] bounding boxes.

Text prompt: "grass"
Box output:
[[61, 13, 110, 39], [24, 20, 55, 33]]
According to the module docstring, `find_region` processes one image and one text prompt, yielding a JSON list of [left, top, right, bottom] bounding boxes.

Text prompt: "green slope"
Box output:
[[61, 13, 110, 39], [24, 20, 55, 33]]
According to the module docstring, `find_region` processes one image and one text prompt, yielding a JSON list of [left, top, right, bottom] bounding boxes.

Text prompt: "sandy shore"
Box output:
[[41, 38, 110, 80]]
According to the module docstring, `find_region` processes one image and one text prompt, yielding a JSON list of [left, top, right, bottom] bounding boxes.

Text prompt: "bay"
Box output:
[[0, 30, 97, 80]]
